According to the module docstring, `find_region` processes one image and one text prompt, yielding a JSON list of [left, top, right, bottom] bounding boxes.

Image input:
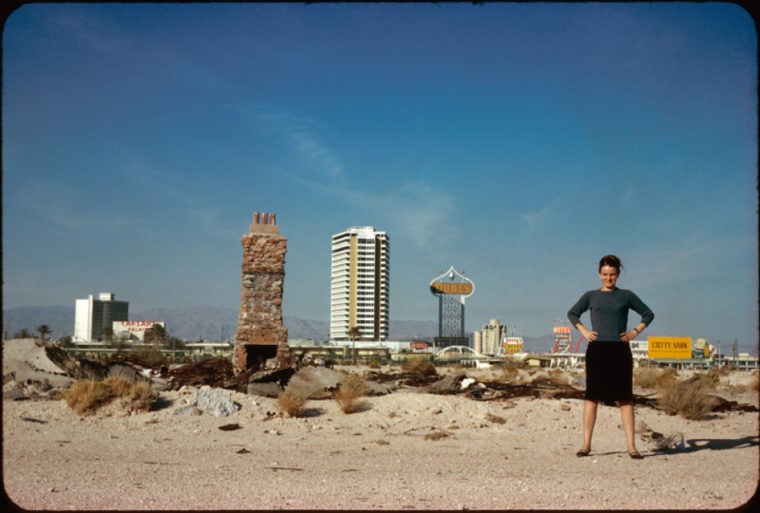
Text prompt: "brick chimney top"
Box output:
[[249, 211, 280, 234]]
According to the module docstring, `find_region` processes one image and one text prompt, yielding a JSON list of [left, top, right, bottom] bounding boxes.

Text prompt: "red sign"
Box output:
[[114, 321, 163, 332]]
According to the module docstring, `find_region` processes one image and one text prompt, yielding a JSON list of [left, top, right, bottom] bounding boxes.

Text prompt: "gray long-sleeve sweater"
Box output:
[[567, 288, 654, 342]]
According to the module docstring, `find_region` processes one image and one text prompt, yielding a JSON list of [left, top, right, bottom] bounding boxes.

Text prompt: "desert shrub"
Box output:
[[658, 366, 679, 384], [633, 367, 658, 389], [724, 383, 747, 396], [63, 377, 157, 416], [128, 381, 159, 412], [63, 380, 117, 415], [717, 369, 759, 396], [499, 364, 520, 384], [689, 372, 718, 391], [129, 347, 166, 368], [547, 368, 569, 385], [657, 377, 715, 420], [103, 376, 134, 397], [634, 367, 678, 390], [334, 373, 367, 414], [401, 356, 436, 376], [277, 390, 307, 418], [707, 365, 731, 381], [748, 372, 760, 392]]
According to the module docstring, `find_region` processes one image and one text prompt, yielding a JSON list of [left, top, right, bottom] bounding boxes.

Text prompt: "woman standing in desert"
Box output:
[[567, 255, 654, 459]]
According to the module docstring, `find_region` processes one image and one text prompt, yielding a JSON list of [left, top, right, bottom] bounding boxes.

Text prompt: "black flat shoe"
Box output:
[[576, 449, 591, 457], [628, 451, 643, 459]]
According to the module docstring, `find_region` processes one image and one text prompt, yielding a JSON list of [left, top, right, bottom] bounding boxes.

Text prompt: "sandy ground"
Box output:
[[2, 340, 759, 510]]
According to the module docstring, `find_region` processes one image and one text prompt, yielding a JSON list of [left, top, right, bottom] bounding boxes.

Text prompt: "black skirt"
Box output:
[[584, 341, 633, 402]]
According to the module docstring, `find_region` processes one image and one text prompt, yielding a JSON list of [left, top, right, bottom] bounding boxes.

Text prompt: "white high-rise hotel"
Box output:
[[74, 292, 129, 342], [330, 226, 389, 342]]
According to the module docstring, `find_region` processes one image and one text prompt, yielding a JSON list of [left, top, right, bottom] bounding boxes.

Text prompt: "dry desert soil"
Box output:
[[2, 340, 759, 511]]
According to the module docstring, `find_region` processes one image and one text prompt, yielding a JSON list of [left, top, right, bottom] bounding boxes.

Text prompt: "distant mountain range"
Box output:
[[2, 304, 440, 343], [2, 304, 556, 353]]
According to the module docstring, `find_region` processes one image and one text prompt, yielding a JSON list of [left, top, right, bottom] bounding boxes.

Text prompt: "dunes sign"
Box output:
[[429, 267, 474, 297]]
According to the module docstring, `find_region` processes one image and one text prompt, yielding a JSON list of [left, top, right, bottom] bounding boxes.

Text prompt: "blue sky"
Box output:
[[3, 2, 757, 347]]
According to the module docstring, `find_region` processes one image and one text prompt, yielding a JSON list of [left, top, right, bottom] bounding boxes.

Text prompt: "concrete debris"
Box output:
[[248, 368, 296, 387], [246, 367, 348, 400], [641, 428, 686, 451], [299, 353, 330, 367], [460, 377, 476, 389], [107, 362, 149, 384], [3, 376, 60, 401], [427, 373, 468, 394], [247, 382, 284, 398], [284, 366, 344, 400], [361, 379, 395, 396], [195, 387, 241, 417], [170, 386, 239, 417]]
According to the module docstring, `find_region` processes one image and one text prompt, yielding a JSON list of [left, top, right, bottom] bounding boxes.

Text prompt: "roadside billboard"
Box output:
[[410, 340, 430, 350], [113, 321, 165, 341], [429, 266, 474, 297], [502, 336, 524, 354], [429, 281, 474, 295], [647, 336, 692, 359]]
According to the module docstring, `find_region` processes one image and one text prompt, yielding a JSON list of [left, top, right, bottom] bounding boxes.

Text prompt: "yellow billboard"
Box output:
[[647, 336, 692, 359], [429, 281, 474, 296], [502, 337, 524, 354]]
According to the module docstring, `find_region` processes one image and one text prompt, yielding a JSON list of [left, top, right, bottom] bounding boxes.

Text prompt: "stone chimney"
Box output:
[[233, 211, 291, 373]]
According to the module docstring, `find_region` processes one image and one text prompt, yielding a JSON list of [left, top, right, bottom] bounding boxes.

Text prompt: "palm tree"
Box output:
[[347, 326, 362, 365], [37, 324, 51, 340]]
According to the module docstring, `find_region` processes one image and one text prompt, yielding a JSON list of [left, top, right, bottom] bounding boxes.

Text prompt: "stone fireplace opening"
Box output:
[[246, 344, 278, 371]]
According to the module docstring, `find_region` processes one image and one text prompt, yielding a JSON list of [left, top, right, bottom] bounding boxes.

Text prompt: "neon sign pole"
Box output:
[[429, 266, 475, 349]]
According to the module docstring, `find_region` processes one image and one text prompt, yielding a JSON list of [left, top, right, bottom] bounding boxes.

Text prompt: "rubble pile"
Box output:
[[165, 358, 239, 389], [3, 340, 759, 421], [42, 343, 109, 381]]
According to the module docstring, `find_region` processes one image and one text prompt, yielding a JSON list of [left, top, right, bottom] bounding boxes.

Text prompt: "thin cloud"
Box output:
[[246, 104, 344, 179], [520, 202, 555, 229], [117, 158, 240, 241], [272, 162, 455, 248], [371, 182, 457, 248], [319, 177, 456, 247], [15, 178, 127, 232]]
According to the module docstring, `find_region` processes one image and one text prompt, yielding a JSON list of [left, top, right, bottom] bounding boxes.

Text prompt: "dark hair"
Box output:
[[598, 254, 623, 273]]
